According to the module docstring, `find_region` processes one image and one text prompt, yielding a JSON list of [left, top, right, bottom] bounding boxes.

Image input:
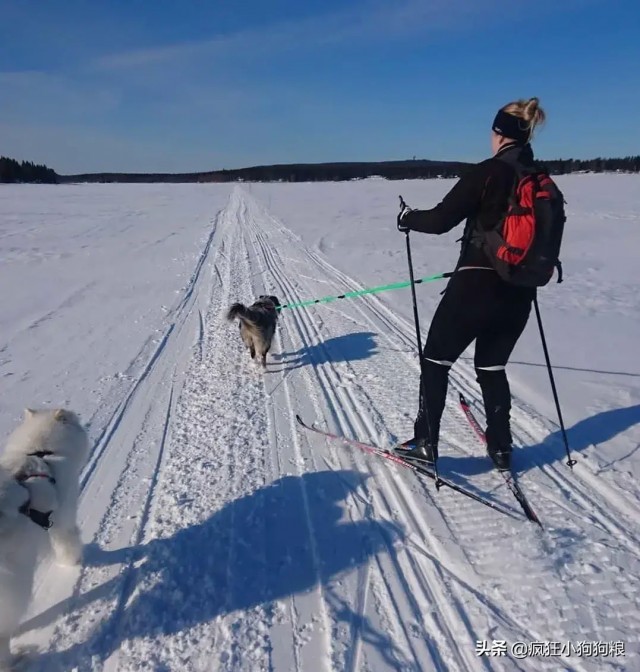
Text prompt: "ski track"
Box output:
[[14, 185, 639, 671], [15, 198, 226, 670]]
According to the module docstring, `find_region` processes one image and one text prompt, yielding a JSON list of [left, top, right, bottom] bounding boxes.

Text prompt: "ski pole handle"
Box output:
[[398, 195, 412, 232]]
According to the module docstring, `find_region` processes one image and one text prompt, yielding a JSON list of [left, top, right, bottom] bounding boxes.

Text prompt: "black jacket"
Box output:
[[402, 143, 536, 267]]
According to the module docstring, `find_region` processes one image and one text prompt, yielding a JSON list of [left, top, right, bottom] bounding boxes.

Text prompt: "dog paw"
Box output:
[[50, 527, 84, 567]]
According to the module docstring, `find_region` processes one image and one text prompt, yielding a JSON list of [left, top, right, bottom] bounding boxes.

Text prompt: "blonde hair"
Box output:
[[501, 97, 546, 140]]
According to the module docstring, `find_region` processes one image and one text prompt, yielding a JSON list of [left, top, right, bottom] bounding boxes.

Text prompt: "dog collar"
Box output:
[[14, 472, 56, 529], [18, 500, 53, 530], [15, 456, 56, 529]]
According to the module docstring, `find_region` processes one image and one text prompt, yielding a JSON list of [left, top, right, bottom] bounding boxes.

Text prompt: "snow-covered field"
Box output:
[[1, 176, 639, 671]]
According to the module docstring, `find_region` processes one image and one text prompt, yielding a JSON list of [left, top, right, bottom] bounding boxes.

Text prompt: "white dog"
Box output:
[[0, 464, 51, 672], [0, 408, 88, 671]]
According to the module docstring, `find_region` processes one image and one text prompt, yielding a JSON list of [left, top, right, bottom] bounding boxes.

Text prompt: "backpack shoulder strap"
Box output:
[[494, 144, 543, 178]]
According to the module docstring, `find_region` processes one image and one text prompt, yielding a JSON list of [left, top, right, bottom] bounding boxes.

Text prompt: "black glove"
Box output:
[[397, 196, 412, 232]]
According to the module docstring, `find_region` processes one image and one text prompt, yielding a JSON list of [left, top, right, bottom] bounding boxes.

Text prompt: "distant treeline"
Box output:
[[0, 156, 58, 184], [56, 155, 640, 183], [2, 154, 640, 185], [60, 160, 469, 184], [545, 156, 640, 174]]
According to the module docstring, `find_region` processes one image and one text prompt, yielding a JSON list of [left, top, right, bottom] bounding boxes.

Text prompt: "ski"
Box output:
[[458, 393, 543, 528], [295, 414, 519, 521]]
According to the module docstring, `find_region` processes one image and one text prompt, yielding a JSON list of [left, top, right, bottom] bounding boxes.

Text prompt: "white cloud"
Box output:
[[92, 0, 498, 72]]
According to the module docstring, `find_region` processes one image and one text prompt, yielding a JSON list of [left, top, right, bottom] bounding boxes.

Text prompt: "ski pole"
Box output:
[[277, 272, 451, 311], [400, 195, 442, 489], [533, 295, 576, 468]]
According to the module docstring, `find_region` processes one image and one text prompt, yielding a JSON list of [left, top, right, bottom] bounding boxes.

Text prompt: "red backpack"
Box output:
[[481, 164, 566, 287]]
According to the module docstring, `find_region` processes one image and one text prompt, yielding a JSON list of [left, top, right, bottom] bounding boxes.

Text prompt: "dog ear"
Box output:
[[24, 408, 36, 419], [54, 409, 69, 423], [269, 296, 281, 307]]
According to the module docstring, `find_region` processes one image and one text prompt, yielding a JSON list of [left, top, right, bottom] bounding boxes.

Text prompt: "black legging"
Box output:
[[414, 269, 535, 451]]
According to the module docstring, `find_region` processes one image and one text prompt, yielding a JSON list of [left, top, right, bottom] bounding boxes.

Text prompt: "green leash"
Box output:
[[277, 271, 451, 311]]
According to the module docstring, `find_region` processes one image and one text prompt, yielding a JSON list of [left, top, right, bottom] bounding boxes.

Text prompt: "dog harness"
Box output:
[[16, 450, 56, 530]]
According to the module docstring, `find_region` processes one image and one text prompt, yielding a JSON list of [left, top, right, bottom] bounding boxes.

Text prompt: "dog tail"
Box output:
[[226, 303, 255, 324]]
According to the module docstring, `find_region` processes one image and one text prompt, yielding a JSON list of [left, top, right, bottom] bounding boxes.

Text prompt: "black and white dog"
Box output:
[[226, 295, 281, 368]]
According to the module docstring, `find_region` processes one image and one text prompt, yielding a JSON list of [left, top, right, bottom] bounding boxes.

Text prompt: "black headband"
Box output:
[[492, 109, 530, 144]]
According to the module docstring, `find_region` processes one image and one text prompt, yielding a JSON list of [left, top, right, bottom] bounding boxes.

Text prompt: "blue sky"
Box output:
[[1, 0, 639, 173]]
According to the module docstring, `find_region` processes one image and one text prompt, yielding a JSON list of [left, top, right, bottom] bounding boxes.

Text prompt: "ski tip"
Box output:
[[458, 392, 467, 403], [295, 414, 314, 430]]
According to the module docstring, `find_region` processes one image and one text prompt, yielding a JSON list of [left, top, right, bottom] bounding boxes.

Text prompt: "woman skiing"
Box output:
[[397, 97, 547, 472]]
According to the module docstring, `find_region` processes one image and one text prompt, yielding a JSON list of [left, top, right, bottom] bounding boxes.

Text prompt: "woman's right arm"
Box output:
[[401, 162, 492, 235]]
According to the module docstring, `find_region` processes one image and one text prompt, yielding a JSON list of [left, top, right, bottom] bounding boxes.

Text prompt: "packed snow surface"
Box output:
[[1, 175, 639, 671]]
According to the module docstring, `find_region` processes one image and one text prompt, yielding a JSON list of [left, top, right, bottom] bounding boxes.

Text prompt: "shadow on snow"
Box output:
[[21, 470, 422, 671]]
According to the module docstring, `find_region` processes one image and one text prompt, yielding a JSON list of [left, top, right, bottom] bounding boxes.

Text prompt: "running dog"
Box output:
[[226, 295, 281, 368]]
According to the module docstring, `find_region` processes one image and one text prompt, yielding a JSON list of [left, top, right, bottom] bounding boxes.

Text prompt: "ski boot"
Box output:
[[487, 444, 512, 472], [396, 437, 437, 465]]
